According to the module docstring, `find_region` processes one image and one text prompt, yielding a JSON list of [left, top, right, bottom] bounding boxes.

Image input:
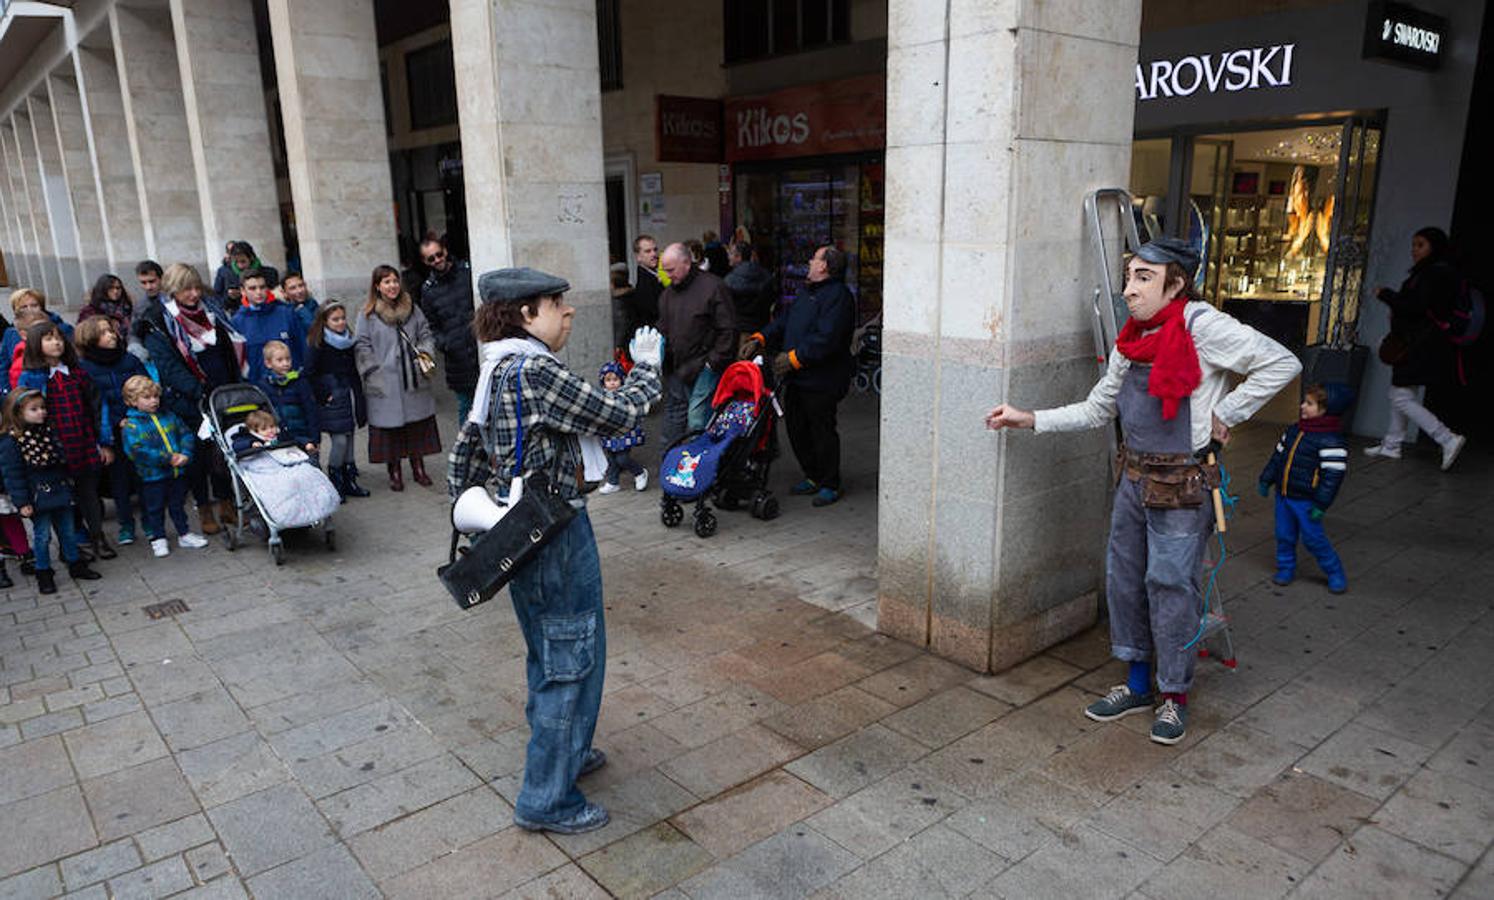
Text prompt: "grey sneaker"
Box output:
[[1150, 698, 1187, 745], [1084, 685, 1154, 722], [1441, 434, 1466, 471], [514, 802, 610, 834]]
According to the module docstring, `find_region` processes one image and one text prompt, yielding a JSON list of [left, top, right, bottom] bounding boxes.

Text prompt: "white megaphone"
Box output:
[[451, 478, 524, 534]]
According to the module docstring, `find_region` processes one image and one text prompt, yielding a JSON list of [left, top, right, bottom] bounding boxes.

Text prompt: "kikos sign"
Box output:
[[1134, 44, 1297, 102], [725, 74, 886, 162]]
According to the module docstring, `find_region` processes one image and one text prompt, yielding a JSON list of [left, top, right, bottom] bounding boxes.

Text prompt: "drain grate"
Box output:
[[142, 599, 190, 619]]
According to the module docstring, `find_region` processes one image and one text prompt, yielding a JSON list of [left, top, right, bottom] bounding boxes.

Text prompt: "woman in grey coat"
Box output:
[[354, 264, 440, 490]]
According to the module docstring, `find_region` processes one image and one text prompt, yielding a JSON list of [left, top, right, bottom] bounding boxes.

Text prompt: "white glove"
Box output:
[[629, 326, 665, 368]]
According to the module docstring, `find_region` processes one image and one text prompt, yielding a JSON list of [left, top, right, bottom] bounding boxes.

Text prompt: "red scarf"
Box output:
[[1114, 300, 1200, 420], [1299, 414, 1341, 433]]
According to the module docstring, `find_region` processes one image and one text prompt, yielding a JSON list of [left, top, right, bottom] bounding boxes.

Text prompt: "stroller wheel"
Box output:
[[661, 498, 684, 528], [854, 372, 870, 393], [693, 510, 718, 539], [223, 528, 238, 551], [873, 367, 882, 395], [271, 542, 285, 566], [752, 493, 780, 521]]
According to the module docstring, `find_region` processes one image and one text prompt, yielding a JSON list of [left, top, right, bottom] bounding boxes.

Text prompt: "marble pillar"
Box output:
[[449, 0, 611, 369], [27, 94, 86, 305], [171, 0, 282, 273], [877, 0, 1142, 672], [47, 72, 112, 282], [8, 110, 63, 302], [78, 40, 147, 266], [266, 0, 398, 300], [110, 2, 206, 269], [0, 132, 37, 288]]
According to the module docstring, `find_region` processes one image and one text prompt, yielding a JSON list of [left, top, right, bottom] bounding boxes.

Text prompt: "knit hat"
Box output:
[[599, 361, 626, 381]]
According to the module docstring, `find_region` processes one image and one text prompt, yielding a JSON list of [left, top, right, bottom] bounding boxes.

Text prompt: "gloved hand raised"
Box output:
[[771, 352, 794, 379], [629, 327, 665, 368]]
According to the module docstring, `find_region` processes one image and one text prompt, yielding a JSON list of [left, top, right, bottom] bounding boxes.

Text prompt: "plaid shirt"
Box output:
[[23, 367, 102, 473], [447, 354, 662, 502]]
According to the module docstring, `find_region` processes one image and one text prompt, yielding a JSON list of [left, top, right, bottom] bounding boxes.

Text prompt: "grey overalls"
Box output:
[[1106, 363, 1215, 694]]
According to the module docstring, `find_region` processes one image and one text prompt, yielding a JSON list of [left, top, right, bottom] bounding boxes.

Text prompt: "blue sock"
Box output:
[[1127, 661, 1152, 695]]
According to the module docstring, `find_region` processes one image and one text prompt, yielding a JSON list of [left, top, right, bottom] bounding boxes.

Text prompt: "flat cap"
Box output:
[[477, 267, 571, 303], [1134, 236, 1201, 278]]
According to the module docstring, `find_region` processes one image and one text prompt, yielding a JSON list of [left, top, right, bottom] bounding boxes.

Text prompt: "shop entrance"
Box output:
[[1131, 118, 1384, 420]]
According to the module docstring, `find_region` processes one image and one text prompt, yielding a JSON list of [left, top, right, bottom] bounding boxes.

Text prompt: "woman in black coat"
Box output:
[[305, 302, 369, 497], [1366, 226, 1467, 470]]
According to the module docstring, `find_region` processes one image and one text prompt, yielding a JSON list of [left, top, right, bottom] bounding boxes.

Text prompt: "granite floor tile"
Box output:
[[149, 688, 251, 753], [760, 686, 897, 750], [347, 787, 512, 882], [546, 768, 700, 858], [0, 735, 74, 806], [1374, 769, 1494, 864], [380, 828, 567, 900], [1087, 773, 1242, 862], [805, 771, 968, 859], [59, 839, 142, 892], [1294, 825, 1467, 899], [106, 855, 193, 900], [0, 786, 97, 878], [1170, 723, 1306, 800], [814, 824, 1008, 899], [658, 724, 804, 798], [80, 757, 199, 842], [496, 864, 610, 899], [176, 731, 294, 809], [855, 654, 976, 708], [982, 824, 1163, 900], [1139, 824, 1309, 900], [1297, 721, 1434, 801], [678, 827, 861, 900], [1225, 770, 1380, 864], [881, 685, 1012, 749], [245, 844, 378, 900], [785, 724, 927, 799], [206, 784, 336, 877], [968, 655, 1084, 707], [672, 771, 832, 859], [62, 711, 169, 780], [316, 752, 482, 837], [576, 822, 713, 899]]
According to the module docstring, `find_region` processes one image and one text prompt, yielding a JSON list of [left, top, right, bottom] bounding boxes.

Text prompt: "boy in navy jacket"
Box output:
[[1259, 383, 1352, 593], [257, 341, 320, 455]]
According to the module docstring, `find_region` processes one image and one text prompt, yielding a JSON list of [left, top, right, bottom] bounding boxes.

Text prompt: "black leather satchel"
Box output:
[[437, 358, 577, 610]]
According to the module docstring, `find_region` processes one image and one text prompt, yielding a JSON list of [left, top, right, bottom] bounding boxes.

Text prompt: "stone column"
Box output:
[[877, 1, 1142, 672], [47, 72, 112, 281], [266, 0, 398, 300], [0, 133, 38, 288], [78, 40, 148, 266], [27, 95, 86, 305], [449, 0, 611, 368], [8, 110, 64, 302], [171, 0, 282, 273], [110, 2, 206, 269]]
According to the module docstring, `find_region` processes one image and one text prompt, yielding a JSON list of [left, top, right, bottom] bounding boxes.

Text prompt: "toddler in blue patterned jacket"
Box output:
[[597, 361, 648, 494], [1258, 383, 1352, 594]]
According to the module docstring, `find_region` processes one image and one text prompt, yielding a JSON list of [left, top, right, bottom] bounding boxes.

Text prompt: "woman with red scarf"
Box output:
[[985, 237, 1300, 746]]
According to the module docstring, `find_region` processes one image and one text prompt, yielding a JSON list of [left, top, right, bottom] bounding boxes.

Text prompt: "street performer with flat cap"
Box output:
[[985, 237, 1300, 745]]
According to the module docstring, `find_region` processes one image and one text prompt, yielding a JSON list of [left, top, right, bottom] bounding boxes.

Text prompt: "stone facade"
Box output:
[[877, 0, 1143, 672]]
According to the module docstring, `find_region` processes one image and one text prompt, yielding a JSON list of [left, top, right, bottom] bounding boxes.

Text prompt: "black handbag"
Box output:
[[437, 358, 577, 610]]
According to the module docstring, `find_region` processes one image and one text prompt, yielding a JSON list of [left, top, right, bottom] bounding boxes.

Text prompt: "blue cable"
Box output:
[[1181, 458, 1235, 652]]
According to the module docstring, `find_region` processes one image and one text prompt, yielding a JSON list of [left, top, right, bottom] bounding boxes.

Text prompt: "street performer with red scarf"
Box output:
[[985, 237, 1300, 745]]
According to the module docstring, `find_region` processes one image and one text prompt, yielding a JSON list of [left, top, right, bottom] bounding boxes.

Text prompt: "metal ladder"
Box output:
[[1082, 189, 1237, 670]]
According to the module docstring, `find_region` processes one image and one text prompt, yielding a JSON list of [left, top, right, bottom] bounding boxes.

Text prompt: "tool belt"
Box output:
[[1116, 447, 1220, 509]]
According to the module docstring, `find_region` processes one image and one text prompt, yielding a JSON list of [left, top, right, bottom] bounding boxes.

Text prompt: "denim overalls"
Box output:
[[1105, 363, 1214, 694]]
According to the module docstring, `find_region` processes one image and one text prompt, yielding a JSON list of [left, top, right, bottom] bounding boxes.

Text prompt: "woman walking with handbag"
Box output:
[[445, 267, 662, 835], [1365, 227, 1468, 470], [354, 265, 441, 490]]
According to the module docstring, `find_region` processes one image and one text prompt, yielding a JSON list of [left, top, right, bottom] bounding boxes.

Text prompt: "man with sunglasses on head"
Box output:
[[417, 234, 480, 424]]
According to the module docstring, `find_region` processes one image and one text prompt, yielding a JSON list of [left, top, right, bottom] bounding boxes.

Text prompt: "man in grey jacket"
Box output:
[[656, 243, 738, 445]]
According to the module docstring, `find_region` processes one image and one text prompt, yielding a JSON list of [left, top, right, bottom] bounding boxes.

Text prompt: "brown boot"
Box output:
[[198, 504, 220, 535], [388, 461, 404, 491], [410, 456, 433, 487], [218, 499, 239, 526]]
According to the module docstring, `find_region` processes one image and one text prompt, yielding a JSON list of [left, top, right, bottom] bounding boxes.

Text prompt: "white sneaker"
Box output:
[[1364, 442, 1401, 459], [150, 538, 170, 558], [634, 470, 649, 492], [597, 482, 621, 495], [1441, 434, 1466, 471], [178, 532, 209, 549]]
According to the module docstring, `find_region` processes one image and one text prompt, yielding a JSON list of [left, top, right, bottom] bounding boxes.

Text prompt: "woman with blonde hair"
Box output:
[[354, 264, 439, 490], [131, 263, 248, 533]]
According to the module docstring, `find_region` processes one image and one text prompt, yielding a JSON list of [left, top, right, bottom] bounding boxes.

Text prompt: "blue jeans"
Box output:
[[604, 449, 643, 485], [507, 508, 606, 823], [107, 440, 138, 528], [687, 366, 721, 433], [141, 477, 192, 539], [663, 366, 722, 446], [1274, 495, 1344, 581], [455, 391, 474, 429], [31, 508, 81, 571]]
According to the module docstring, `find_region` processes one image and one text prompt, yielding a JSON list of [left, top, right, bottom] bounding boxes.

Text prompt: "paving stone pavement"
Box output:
[[0, 388, 1492, 898]]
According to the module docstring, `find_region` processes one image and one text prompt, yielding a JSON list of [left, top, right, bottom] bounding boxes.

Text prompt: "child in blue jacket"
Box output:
[[119, 376, 208, 558], [257, 341, 320, 456], [596, 361, 647, 494], [1259, 383, 1352, 593], [231, 268, 306, 384], [76, 317, 149, 545]]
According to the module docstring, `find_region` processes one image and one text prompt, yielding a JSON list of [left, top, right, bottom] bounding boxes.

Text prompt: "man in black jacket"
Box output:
[[628, 234, 664, 332], [742, 245, 856, 507], [417, 236, 479, 423], [723, 242, 775, 336]]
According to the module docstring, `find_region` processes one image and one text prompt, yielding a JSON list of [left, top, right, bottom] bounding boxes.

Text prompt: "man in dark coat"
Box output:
[[723, 241, 775, 335], [742, 245, 856, 507], [657, 243, 737, 445], [628, 234, 664, 331], [416, 236, 479, 423]]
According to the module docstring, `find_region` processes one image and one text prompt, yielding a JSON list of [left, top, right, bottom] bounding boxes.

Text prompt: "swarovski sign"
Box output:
[[1135, 44, 1297, 102], [1363, 1, 1446, 71]]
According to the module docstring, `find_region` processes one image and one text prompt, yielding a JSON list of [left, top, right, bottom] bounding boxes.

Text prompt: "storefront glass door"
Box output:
[[1320, 119, 1383, 347]]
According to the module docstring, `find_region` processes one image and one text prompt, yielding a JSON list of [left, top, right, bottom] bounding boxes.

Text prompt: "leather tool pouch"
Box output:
[[1140, 465, 1207, 509]]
